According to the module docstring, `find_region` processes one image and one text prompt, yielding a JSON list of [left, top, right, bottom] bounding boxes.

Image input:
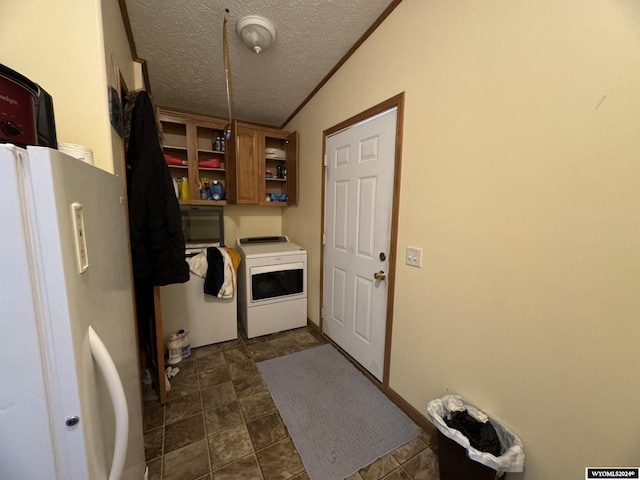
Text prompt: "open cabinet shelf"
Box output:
[[158, 109, 298, 207], [159, 109, 228, 205], [227, 121, 298, 206]]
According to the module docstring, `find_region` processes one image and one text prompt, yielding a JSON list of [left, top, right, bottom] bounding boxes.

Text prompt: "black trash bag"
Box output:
[[427, 395, 525, 472], [444, 410, 502, 457]]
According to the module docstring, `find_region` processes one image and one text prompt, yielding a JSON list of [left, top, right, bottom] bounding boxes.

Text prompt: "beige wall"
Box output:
[[224, 206, 282, 246], [0, 0, 117, 171], [101, 0, 143, 176], [284, 0, 640, 478]]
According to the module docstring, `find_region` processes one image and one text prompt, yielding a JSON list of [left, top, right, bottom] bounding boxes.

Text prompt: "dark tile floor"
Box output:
[[142, 325, 440, 480]]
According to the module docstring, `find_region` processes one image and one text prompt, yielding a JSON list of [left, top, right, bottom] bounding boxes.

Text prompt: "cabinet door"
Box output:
[[234, 125, 261, 204], [285, 131, 298, 205]]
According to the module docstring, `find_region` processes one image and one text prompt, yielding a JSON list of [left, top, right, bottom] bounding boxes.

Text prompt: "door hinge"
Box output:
[[323, 154, 327, 167], [322, 234, 326, 246], [321, 307, 324, 319]]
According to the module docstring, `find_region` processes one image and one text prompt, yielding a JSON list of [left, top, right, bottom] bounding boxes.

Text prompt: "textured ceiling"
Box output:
[[124, 0, 397, 127]]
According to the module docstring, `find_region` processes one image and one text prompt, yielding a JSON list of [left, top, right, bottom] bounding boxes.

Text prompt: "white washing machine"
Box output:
[[160, 272, 237, 349], [161, 206, 237, 348], [236, 236, 307, 338]]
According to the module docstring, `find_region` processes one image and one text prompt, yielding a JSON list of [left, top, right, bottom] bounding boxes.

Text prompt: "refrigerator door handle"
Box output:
[[88, 326, 129, 480]]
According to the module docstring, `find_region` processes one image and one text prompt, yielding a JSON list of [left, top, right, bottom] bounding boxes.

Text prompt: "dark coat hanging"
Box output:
[[125, 90, 189, 286]]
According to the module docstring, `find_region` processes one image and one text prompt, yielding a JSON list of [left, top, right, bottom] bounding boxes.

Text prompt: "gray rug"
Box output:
[[257, 344, 419, 480]]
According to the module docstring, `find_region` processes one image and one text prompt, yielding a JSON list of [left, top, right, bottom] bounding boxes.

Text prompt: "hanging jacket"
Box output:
[[125, 90, 189, 286]]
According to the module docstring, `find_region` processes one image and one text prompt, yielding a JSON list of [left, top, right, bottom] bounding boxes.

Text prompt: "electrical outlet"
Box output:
[[406, 246, 422, 268]]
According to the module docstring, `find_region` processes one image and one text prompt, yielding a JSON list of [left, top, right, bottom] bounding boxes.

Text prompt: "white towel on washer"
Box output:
[[217, 247, 236, 299], [187, 250, 208, 278], [187, 248, 235, 298]]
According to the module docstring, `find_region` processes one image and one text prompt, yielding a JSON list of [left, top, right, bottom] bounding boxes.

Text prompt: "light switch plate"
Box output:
[[406, 246, 422, 268]]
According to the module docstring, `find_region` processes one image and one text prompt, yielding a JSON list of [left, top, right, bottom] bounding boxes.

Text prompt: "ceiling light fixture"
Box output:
[[236, 15, 276, 54]]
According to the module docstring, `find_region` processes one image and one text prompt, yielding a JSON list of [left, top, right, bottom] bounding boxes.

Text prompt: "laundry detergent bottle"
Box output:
[[211, 180, 225, 200]]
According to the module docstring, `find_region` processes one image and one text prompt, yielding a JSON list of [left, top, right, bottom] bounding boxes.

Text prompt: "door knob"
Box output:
[[374, 271, 386, 280]]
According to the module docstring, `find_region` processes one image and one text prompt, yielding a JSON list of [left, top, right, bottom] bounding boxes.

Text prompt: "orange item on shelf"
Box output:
[[164, 153, 185, 166], [198, 158, 220, 168]]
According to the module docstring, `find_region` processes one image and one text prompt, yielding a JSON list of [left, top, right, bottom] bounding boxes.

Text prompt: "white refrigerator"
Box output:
[[0, 145, 146, 479]]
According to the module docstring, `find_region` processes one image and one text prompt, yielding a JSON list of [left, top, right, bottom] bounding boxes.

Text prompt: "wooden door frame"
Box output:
[[320, 92, 405, 387]]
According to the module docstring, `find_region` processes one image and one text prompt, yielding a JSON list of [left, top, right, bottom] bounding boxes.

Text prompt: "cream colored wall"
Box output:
[[284, 0, 640, 478], [0, 0, 115, 171], [101, 0, 140, 177], [224, 206, 282, 246]]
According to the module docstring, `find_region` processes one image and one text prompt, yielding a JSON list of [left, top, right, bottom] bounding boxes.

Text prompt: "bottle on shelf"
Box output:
[[210, 180, 225, 200], [200, 180, 210, 200], [172, 177, 179, 198], [179, 176, 189, 200], [213, 136, 222, 152]]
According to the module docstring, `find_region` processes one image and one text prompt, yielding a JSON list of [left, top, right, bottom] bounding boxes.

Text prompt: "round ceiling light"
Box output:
[[236, 15, 277, 54]]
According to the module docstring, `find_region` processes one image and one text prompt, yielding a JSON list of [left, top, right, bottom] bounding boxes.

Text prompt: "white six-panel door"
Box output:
[[323, 107, 397, 381]]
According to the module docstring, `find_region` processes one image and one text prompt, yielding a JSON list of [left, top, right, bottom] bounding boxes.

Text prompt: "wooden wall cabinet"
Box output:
[[228, 121, 298, 206], [158, 109, 297, 207], [158, 109, 229, 204]]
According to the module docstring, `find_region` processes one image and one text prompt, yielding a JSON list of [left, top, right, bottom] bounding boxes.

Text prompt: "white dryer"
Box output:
[[236, 236, 307, 338]]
